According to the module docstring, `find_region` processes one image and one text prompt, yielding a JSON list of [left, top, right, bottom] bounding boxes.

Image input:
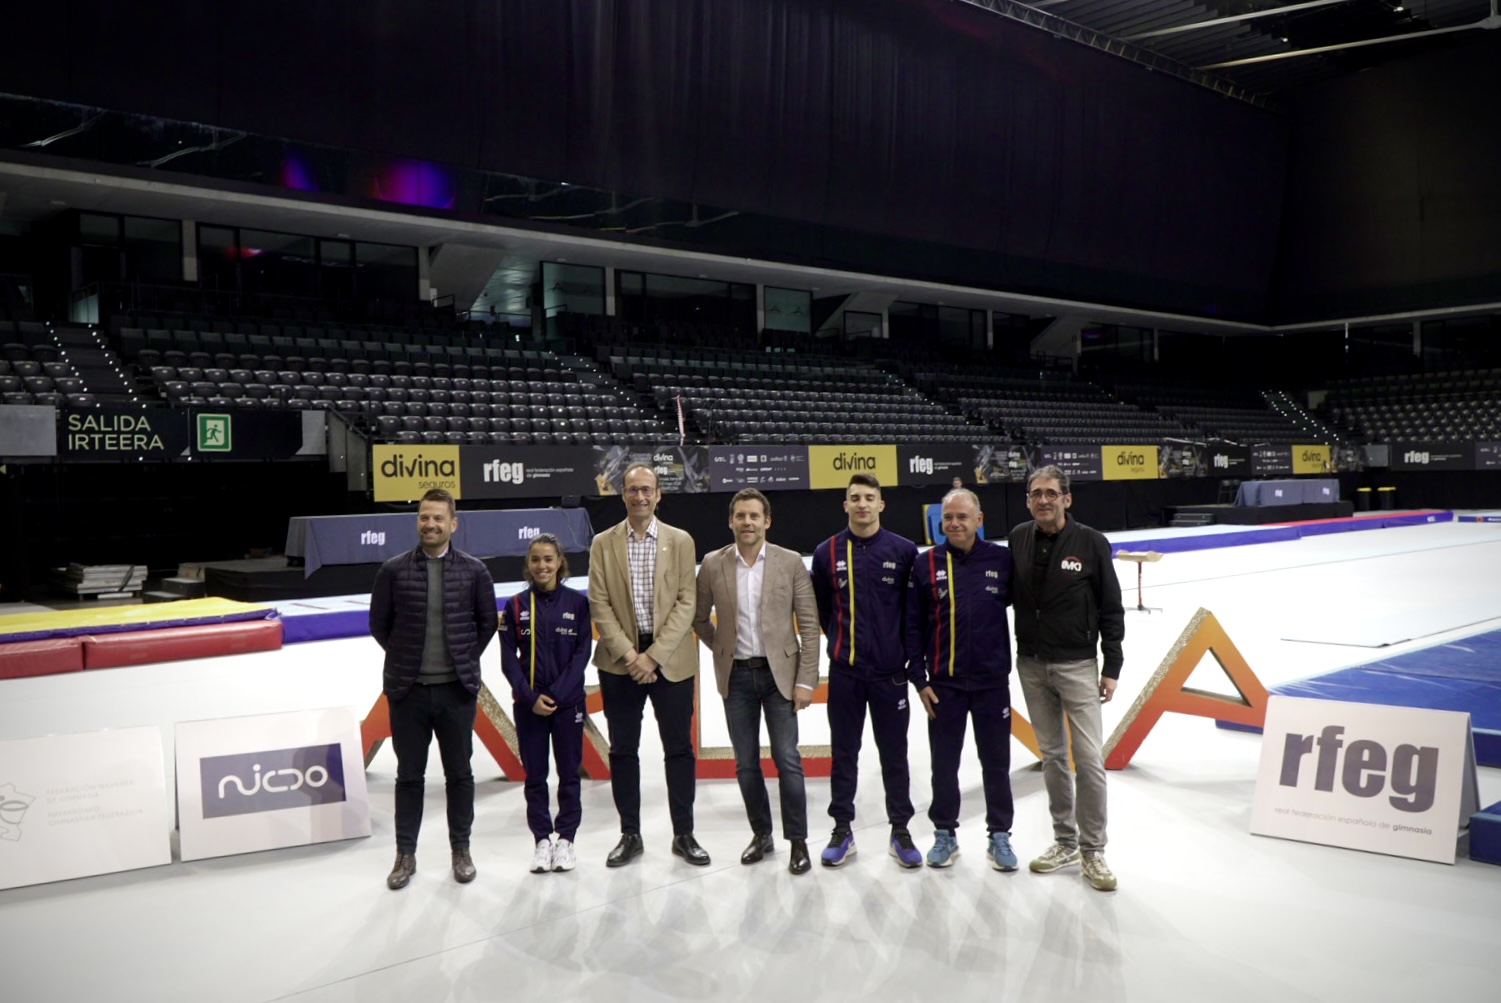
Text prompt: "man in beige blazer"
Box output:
[[693, 488, 820, 874], [588, 462, 708, 867]]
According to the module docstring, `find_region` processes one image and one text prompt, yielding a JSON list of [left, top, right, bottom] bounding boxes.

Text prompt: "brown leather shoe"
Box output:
[[789, 839, 811, 875], [452, 848, 477, 884], [386, 852, 416, 890]]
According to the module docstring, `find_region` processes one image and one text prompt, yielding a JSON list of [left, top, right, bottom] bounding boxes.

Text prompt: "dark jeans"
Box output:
[[927, 683, 1014, 834], [723, 663, 807, 841], [389, 680, 477, 853], [826, 669, 914, 829], [516, 699, 585, 842], [598, 669, 697, 836]]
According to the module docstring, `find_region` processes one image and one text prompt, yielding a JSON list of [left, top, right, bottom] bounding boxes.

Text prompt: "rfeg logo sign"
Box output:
[[1250, 696, 1478, 864], [198, 743, 347, 819]]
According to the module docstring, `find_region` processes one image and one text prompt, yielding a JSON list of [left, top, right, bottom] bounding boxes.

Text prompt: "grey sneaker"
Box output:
[[1029, 841, 1082, 873], [1081, 850, 1118, 891]]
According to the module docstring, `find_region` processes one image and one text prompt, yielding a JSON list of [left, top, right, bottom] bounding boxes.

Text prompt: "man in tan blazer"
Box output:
[[693, 488, 820, 874], [588, 462, 708, 867]]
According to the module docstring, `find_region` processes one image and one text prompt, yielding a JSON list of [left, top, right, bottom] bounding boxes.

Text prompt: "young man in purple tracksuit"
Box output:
[[811, 473, 922, 867], [499, 533, 593, 874], [906, 489, 1019, 871]]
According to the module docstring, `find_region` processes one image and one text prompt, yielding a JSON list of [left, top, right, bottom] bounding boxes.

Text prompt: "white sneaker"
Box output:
[[552, 838, 577, 872], [1029, 841, 1082, 874], [1081, 850, 1118, 891], [530, 838, 554, 874]]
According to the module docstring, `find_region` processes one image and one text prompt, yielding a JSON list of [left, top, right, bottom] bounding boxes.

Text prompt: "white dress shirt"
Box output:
[[733, 544, 766, 660]]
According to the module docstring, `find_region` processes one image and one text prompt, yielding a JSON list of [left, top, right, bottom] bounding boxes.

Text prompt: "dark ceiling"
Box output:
[[983, 0, 1497, 101]]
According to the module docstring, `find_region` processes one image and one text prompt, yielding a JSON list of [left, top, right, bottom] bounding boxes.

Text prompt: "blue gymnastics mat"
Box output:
[[1219, 628, 1501, 768], [1114, 509, 1453, 556]]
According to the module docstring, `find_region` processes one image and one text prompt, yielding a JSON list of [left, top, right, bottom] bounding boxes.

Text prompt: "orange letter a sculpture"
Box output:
[[1102, 607, 1270, 770]]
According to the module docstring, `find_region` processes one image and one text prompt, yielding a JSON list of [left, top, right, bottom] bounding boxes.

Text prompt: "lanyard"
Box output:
[[846, 538, 856, 664], [528, 590, 537, 689], [946, 548, 956, 676]]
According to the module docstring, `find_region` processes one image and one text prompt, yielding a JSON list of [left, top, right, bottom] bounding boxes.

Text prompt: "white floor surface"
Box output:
[[2, 519, 1500, 1002]]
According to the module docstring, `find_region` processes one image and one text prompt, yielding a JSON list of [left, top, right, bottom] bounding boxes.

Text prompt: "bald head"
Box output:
[[940, 489, 983, 552]]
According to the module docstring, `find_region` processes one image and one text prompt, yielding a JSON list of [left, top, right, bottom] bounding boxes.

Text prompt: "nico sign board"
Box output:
[[175, 707, 370, 861], [1250, 696, 1479, 864], [0, 726, 172, 890]]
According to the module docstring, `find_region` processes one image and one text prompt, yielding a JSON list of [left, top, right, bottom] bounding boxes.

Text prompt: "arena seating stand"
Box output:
[[909, 363, 1186, 445], [624, 344, 986, 444], [1111, 376, 1335, 444], [1320, 370, 1501, 442]]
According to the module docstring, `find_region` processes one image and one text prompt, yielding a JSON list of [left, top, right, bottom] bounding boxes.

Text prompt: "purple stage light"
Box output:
[[366, 159, 455, 209]]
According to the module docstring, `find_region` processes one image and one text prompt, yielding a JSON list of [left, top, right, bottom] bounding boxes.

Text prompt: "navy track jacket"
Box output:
[[905, 539, 1014, 691], [811, 526, 919, 684], [498, 583, 593, 710]]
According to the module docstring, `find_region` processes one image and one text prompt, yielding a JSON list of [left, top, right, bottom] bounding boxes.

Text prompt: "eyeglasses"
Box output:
[[1027, 489, 1065, 502]]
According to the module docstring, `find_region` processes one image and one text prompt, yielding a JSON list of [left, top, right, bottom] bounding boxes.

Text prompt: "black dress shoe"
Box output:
[[606, 833, 644, 867], [741, 833, 776, 865], [789, 839, 811, 875], [452, 848, 476, 884], [386, 852, 416, 890], [671, 833, 711, 866]]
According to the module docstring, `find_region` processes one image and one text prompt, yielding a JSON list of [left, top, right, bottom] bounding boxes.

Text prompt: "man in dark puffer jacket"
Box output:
[[370, 488, 498, 890]]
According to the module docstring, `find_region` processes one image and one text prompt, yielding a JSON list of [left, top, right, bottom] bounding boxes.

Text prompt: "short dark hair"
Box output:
[[622, 462, 659, 489], [1026, 465, 1071, 495], [420, 488, 456, 517], [847, 473, 882, 493], [523, 533, 570, 584], [729, 488, 770, 519]]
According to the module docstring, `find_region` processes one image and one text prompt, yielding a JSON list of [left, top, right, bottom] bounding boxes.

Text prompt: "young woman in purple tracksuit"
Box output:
[[499, 533, 593, 874]]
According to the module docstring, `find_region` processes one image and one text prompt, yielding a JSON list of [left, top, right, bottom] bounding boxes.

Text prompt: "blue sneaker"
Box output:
[[889, 827, 922, 868], [987, 831, 1018, 871], [821, 828, 856, 867], [926, 830, 960, 868]]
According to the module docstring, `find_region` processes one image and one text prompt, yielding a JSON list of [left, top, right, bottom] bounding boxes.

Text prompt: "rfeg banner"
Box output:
[[895, 444, 976, 486], [458, 445, 596, 500], [1389, 442, 1474, 472]]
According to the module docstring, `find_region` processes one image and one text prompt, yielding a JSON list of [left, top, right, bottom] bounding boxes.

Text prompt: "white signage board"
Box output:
[[0, 726, 172, 890], [1251, 695, 1479, 864], [176, 707, 370, 861]]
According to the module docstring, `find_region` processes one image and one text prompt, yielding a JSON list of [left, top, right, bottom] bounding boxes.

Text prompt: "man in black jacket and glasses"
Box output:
[[1008, 465, 1124, 892]]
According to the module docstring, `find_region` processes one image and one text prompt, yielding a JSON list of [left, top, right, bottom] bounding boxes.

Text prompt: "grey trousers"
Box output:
[[1016, 655, 1109, 852]]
